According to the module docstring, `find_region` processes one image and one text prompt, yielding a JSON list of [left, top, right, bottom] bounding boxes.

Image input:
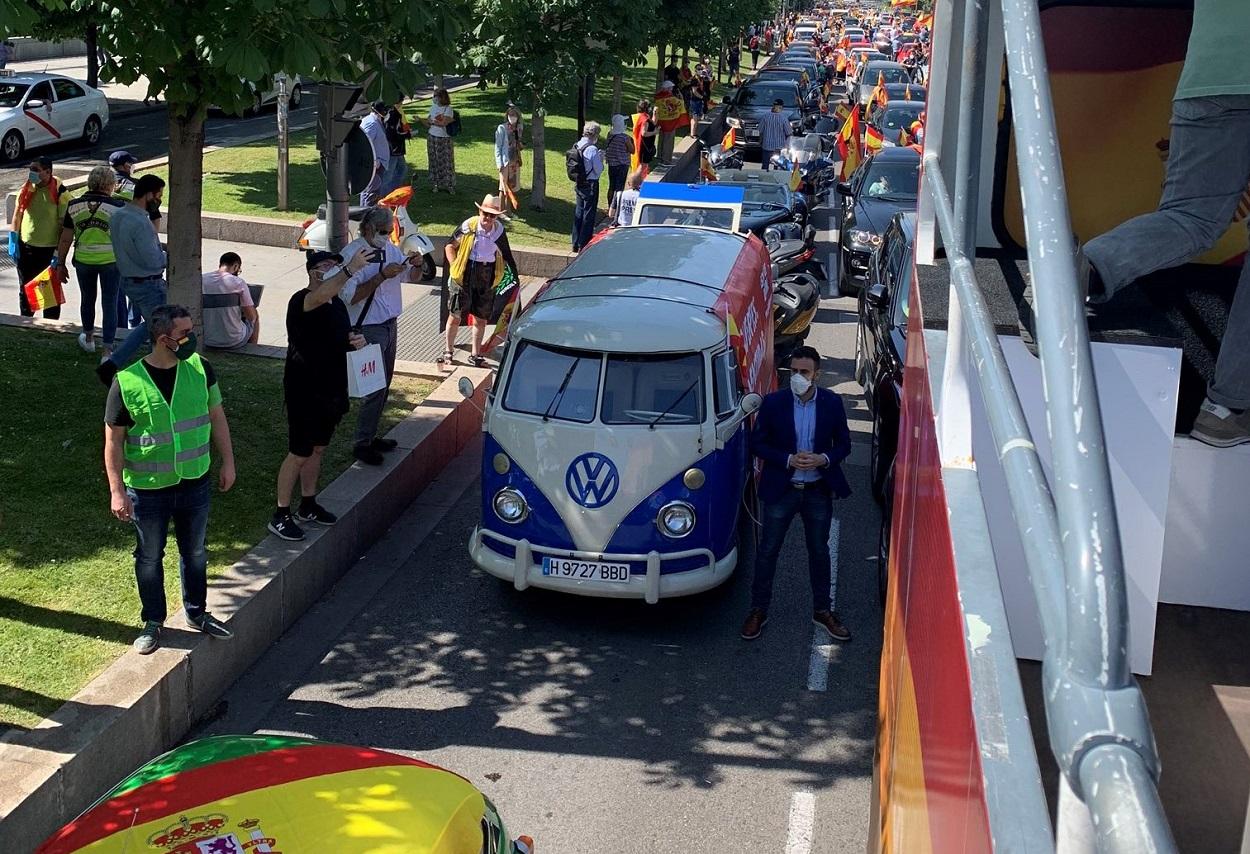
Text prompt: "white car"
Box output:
[[0, 70, 109, 163]]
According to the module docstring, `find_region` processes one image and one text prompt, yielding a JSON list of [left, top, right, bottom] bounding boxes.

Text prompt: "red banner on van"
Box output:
[[713, 234, 776, 398]]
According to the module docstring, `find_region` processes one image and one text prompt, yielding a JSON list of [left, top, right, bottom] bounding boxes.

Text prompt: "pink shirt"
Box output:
[[201, 269, 254, 348]]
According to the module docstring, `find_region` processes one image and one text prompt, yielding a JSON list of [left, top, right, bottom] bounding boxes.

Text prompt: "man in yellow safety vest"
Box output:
[[103, 304, 238, 654]]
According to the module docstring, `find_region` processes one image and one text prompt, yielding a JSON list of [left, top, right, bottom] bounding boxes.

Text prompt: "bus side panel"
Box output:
[[874, 290, 993, 854]]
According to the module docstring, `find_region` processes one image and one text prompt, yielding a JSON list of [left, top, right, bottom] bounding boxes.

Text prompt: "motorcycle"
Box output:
[[297, 186, 437, 282], [769, 133, 838, 198], [772, 269, 822, 367], [698, 139, 745, 176]]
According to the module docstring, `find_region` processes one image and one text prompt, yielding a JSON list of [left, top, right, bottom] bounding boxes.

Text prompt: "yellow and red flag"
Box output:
[[700, 151, 719, 182], [722, 126, 737, 150], [837, 104, 863, 180], [870, 71, 887, 109], [834, 102, 852, 125], [865, 124, 885, 153], [23, 265, 65, 312], [915, 11, 933, 29], [891, 0, 917, 7], [789, 165, 802, 192]]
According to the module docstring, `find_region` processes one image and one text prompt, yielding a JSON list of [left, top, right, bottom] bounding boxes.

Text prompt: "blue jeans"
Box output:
[[74, 261, 122, 347], [382, 156, 408, 195], [750, 484, 835, 614], [128, 476, 211, 624], [572, 180, 600, 252], [1085, 95, 1250, 409], [110, 276, 167, 367], [360, 164, 386, 207]]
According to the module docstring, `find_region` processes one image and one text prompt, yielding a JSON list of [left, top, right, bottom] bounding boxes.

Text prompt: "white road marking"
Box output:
[[807, 517, 842, 692], [785, 789, 816, 854]]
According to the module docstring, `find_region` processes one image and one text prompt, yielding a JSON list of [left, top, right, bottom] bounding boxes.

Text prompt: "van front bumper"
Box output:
[[469, 527, 737, 603]]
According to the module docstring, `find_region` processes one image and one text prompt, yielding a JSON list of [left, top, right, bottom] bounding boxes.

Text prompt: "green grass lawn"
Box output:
[[165, 52, 724, 250], [0, 327, 433, 730]]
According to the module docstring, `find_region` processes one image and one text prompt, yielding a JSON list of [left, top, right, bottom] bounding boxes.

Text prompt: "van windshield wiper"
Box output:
[[543, 357, 582, 421], [649, 379, 701, 429]]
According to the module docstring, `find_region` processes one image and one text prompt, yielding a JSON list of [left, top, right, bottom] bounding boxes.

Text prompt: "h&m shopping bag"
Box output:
[[347, 343, 386, 398]]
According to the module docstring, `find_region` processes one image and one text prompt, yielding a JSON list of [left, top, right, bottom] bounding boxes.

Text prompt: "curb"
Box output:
[[0, 366, 492, 851]]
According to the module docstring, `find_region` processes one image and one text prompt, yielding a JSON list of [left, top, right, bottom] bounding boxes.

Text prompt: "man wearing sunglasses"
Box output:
[[103, 304, 238, 655]]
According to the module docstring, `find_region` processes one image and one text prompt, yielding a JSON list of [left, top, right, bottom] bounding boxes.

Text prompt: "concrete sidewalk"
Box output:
[[5, 55, 159, 118], [0, 237, 545, 368]]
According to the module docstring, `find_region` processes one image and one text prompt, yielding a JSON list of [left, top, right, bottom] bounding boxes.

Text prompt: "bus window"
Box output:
[[601, 353, 705, 425], [713, 350, 741, 419], [636, 204, 736, 230], [502, 341, 602, 423]]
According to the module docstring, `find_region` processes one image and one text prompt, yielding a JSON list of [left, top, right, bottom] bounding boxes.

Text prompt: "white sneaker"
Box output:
[[77, 333, 96, 353]]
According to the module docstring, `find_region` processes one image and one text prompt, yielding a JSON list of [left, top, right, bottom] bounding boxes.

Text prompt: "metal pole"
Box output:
[[1077, 746, 1178, 853], [325, 144, 350, 252], [276, 73, 290, 211]]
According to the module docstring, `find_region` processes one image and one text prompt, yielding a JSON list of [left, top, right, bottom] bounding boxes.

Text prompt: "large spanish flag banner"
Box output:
[[999, 4, 1245, 265], [38, 735, 496, 854]]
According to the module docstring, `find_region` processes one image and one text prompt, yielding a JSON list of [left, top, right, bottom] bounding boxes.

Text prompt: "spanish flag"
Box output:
[[834, 102, 852, 125], [915, 11, 933, 29], [789, 165, 802, 192], [22, 265, 65, 312], [891, 0, 917, 7], [631, 111, 648, 172], [865, 124, 884, 153], [837, 104, 863, 181], [722, 127, 737, 150], [870, 71, 887, 109]]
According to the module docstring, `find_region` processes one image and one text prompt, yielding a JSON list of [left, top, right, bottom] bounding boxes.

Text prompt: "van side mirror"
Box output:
[[866, 282, 888, 307], [458, 376, 475, 399], [836, 181, 853, 196], [740, 392, 763, 415]]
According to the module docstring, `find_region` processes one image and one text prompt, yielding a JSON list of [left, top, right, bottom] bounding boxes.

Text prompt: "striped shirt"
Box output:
[[759, 110, 792, 152], [605, 132, 633, 167]]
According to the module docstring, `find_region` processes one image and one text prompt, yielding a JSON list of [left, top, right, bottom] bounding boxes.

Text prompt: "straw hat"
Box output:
[[476, 194, 504, 216]]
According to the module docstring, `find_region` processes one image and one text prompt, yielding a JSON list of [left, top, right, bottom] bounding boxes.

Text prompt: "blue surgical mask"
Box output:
[[28, 170, 40, 185]]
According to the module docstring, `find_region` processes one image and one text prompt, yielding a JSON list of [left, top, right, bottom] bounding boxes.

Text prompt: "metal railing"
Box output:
[[923, 0, 1177, 851]]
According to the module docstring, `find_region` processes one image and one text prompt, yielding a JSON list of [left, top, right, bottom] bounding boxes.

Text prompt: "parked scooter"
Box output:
[[297, 186, 437, 282], [699, 139, 745, 175]]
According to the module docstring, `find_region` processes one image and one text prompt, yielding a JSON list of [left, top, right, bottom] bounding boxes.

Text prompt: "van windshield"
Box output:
[[602, 353, 705, 425], [503, 341, 601, 423], [636, 205, 735, 229]]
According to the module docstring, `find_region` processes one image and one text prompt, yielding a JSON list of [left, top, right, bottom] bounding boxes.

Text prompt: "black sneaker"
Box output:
[[295, 501, 338, 526], [268, 512, 306, 541], [96, 359, 119, 388], [353, 444, 385, 466], [371, 437, 398, 453], [134, 620, 161, 655], [188, 612, 233, 638]]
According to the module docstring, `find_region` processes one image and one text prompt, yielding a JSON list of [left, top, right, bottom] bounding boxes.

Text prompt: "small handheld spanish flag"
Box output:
[[722, 127, 737, 150], [865, 125, 884, 153], [789, 165, 802, 192], [23, 265, 65, 312]]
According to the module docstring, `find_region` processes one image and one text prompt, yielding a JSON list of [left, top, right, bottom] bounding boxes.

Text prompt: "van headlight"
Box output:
[[657, 501, 696, 538], [493, 488, 529, 524]]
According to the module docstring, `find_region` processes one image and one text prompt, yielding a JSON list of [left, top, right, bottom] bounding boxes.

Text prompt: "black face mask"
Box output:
[[146, 198, 161, 216], [164, 332, 197, 360]]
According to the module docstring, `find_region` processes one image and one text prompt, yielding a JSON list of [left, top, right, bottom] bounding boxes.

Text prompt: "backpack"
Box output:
[[750, 35, 760, 49], [564, 141, 588, 185], [446, 110, 462, 137]]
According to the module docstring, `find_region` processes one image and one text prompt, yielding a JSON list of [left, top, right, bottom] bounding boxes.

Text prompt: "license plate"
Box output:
[[541, 557, 631, 583], [746, 129, 759, 138]]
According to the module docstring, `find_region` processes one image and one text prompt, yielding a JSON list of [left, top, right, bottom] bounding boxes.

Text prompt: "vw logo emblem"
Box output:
[[566, 452, 620, 509]]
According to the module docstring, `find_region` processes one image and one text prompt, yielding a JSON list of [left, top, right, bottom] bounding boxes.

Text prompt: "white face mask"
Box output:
[[366, 232, 388, 249], [790, 372, 812, 397]]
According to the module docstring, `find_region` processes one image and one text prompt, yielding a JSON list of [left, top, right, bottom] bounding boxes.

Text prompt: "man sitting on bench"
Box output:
[[202, 252, 260, 349]]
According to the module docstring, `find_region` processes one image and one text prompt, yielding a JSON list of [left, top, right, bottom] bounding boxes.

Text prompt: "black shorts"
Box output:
[[286, 399, 346, 457], [448, 260, 496, 322]]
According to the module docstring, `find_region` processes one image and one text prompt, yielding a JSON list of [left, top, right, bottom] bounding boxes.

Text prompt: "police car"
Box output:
[[0, 69, 109, 162]]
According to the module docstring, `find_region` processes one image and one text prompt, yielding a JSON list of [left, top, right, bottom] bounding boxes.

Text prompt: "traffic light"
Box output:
[[316, 81, 363, 152]]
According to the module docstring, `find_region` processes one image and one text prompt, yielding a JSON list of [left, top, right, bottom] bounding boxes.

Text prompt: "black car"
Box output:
[[836, 146, 920, 293], [869, 100, 926, 146], [754, 65, 812, 88], [716, 172, 810, 238], [722, 80, 816, 151], [855, 211, 914, 504], [878, 82, 927, 106]]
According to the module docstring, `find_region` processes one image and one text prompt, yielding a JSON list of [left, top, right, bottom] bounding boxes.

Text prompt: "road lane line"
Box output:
[[807, 517, 841, 692], [785, 790, 816, 854]]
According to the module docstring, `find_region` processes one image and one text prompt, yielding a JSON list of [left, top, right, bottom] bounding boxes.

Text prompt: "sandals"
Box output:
[[469, 355, 488, 368], [437, 350, 455, 365]]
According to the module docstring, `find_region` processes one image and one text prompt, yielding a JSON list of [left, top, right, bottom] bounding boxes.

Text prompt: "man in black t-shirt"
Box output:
[[267, 248, 372, 542], [382, 101, 414, 194]]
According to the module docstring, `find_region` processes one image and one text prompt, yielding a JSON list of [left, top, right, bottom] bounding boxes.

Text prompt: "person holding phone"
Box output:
[[268, 247, 374, 541], [340, 207, 409, 465]]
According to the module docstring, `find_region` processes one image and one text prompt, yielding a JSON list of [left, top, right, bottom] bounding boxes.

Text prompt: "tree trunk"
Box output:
[[681, 47, 689, 67], [529, 106, 546, 211], [576, 80, 585, 137], [611, 70, 623, 116], [434, 72, 444, 88], [166, 106, 207, 339], [85, 25, 99, 89], [656, 42, 666, 90]]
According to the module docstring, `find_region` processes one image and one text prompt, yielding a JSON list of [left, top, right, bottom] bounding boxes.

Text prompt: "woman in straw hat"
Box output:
[[439, 194, 519, 367]]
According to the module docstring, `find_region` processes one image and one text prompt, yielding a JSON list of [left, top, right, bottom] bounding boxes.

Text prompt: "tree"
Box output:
[[467, 0, 657, 210], [3, 0, 467, 332], [23, 1, 108, 88]]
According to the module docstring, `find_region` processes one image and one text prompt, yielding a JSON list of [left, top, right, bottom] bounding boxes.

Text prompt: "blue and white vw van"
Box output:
[[468, 225, 775, 602]]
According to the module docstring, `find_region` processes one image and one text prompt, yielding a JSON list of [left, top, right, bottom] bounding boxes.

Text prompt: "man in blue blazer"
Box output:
[[742, 346, 854, 641]]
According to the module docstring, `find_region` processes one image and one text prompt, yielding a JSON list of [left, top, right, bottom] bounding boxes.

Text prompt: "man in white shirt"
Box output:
[[359, 101, 391, 207], [201, 252, 259, 349], [572, 121, 606, 252], [341, 207, 408, 465]]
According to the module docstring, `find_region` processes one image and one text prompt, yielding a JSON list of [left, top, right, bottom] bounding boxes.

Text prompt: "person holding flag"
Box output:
[[494, 106, 524, 213], [11, 156, 68, 320], [439, 194, 519, 368], [653, 81, 687, 166], [630, 99, 657, 178]]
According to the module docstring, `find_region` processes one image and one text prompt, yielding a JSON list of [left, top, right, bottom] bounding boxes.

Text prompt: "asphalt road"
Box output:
[[192, 196, 882, 851]]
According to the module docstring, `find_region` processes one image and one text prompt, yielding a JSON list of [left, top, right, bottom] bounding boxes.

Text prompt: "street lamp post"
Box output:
[[276, 73, 290, 211]]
